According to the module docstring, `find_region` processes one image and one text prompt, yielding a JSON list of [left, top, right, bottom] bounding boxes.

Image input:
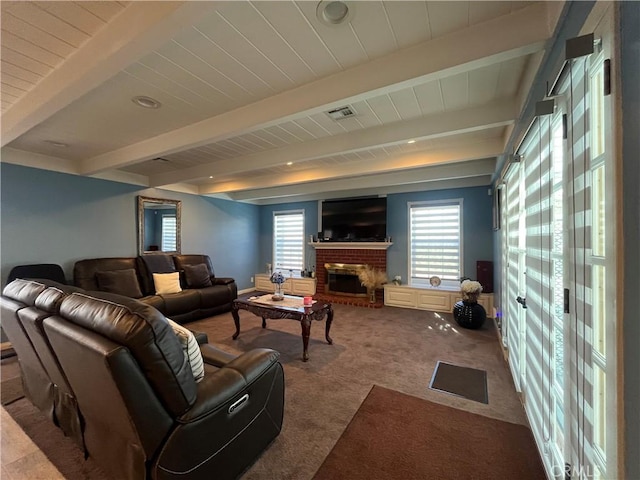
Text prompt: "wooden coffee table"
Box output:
[[232, 295, 333, 362]]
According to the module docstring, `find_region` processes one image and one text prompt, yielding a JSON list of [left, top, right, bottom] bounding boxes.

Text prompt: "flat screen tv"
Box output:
[[321, 197, 387, 242]]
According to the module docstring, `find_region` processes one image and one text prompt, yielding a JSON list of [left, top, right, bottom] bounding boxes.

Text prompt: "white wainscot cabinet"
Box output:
[[254, 274, 316, 296], [384, 284, 494, 317]]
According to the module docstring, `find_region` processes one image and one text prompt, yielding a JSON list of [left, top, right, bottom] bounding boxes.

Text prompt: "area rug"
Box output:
[[1, 377, 25, 405], [312, 385, 545, 480], [429, 360, 488, 404]]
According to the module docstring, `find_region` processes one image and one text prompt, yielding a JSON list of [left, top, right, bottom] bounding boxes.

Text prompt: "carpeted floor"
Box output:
[[313, 385, 545, 480], [2, 303, 528, 479], [3, 394, 110, 479], [1, 376, 25, 405]]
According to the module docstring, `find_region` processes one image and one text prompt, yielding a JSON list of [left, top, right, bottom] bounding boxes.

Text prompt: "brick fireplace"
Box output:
[[315, 248, 387, 295]]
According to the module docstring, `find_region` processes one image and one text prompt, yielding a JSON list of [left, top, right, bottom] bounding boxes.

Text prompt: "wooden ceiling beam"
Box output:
[[207, 146, 498, 201], [150, 100, 515, 186]]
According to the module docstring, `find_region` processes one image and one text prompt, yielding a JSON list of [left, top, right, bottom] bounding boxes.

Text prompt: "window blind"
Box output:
[[161, 215, 177, 251], [504, 165, 522, 385], [501, 51, 615, 478], [273, 210, 304, 272], [409, 201, 461, 283], [520, 116, 557, 467]]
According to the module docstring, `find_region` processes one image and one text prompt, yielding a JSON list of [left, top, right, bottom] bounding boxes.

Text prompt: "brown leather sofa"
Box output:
[[73, 254, 237, 323], [2, 279, 285, 480]]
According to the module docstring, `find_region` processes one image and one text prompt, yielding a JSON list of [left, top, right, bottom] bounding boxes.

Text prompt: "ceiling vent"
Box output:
[[326, 105, 356, 120]]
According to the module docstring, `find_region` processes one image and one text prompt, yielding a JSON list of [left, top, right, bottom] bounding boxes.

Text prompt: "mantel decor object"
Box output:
[[357, 265, 388, 303], [270, 271, 285, 301]]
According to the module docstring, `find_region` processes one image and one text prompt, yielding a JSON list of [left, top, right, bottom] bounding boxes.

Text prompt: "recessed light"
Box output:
[[286, 162, 293, 166], [407, 140, 416, 144], [209, 176, 213, 179], [316, 1, 354, 26], [44, 140, 68, 148], [132, 96, 161, 109]]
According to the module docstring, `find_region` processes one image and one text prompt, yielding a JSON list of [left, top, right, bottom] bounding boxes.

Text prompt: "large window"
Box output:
[[273, 210, 304, 273], [409, 200, 462, 285]]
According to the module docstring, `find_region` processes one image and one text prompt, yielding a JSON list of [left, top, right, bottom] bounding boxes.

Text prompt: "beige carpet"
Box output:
[[313, 385, 545, 480], [2, 303, 527, 479], [190, 302, 528, 479]]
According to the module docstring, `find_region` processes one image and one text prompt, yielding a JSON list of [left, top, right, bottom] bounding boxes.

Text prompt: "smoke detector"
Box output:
[[326, 105, 356, 120]]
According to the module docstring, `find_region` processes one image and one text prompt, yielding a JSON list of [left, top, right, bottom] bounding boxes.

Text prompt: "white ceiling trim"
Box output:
[[198, 138, 503, 196], [1, 1, 218, 147], [1, 146, 78, 175], [224, 157, 496, 202], [150, 99, 516, 186], [78, 2, 551, 175], [251, 176, 494, 206], [0, 146, 150, 186]]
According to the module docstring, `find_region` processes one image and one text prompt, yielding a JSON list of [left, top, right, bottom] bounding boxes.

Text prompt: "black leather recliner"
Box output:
[[42, 290, 285, 480], [6, 263, 67, 284], [0, 280, 52, 416], [1, 279, 86, 449], [17, 282, 86, 449]]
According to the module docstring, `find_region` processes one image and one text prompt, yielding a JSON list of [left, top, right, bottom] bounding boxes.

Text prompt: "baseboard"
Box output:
[[238, 287, 257, 295]]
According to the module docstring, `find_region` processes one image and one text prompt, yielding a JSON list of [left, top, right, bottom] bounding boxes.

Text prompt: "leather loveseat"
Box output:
[[1, 279, 285, 480], [73, 254, 237, 323]]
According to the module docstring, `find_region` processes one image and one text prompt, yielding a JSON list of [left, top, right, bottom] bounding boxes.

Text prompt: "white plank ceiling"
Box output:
[[0, 1, 561, 204]]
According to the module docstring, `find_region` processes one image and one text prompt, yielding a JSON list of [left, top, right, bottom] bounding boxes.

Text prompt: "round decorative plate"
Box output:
[[429, 276, 442, 287]]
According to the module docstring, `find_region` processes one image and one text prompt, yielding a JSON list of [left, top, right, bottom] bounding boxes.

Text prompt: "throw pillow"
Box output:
[[166, 318, 204, 383], [153, 272, 182, 295], [95, 269, 143, 298], [183, 263, 213, 288]]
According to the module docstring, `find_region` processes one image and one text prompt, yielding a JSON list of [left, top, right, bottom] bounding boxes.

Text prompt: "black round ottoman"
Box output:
[[453, 300, 487, 329]]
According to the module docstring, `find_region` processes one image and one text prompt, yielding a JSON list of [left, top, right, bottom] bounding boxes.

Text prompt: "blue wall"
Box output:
[[255, 187, 494, 283], [1, 163, 493, 292], [0, 163, 260, 290], [386, 186, 494, 283]]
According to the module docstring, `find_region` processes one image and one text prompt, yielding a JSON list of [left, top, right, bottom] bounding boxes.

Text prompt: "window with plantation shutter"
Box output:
[[409, 201, 462, 285], [273, 210, 304, 273], [161, 215, 177, 251]]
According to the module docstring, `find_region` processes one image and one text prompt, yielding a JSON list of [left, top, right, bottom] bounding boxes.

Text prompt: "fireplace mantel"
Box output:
[[309, 242, 392, 250]]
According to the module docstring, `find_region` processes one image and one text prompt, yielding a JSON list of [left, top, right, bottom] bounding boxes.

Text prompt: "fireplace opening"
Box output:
[[325, 263, 367, 297]]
